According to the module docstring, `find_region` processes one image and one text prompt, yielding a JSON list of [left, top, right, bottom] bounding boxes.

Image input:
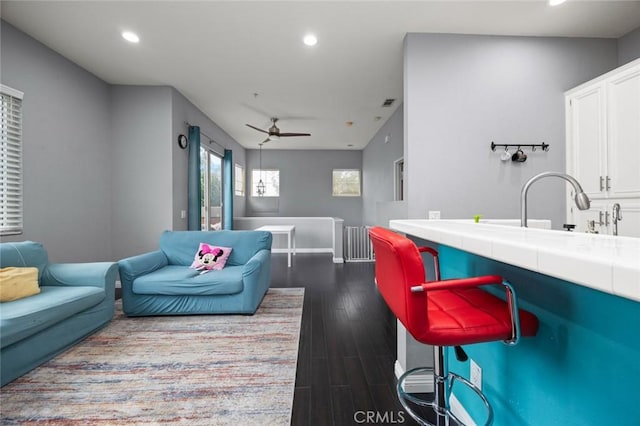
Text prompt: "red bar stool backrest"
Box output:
[[369, 226, 430, 341]]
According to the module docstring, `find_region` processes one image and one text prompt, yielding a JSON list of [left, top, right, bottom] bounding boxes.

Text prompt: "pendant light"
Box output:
[[257, 143, 266, 197]]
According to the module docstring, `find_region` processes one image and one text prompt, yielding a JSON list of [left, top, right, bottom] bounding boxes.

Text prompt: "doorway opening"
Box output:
[[394, 158, 404, 201], [200, 147, 223, 230]]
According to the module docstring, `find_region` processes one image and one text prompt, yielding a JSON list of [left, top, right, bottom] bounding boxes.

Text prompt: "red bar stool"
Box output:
[[369, 227, 539, 426]]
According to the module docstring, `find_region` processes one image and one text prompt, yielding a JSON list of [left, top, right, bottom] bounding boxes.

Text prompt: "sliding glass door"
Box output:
[[200, 147, 222, 230]]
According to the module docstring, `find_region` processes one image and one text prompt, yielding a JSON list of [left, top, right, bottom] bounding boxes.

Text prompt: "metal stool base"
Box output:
[[397, 362, 494, 426]]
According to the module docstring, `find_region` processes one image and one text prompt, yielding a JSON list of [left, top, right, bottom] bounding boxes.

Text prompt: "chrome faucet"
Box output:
[[612, 203, 622, 236], [521, 172, 591, 227]]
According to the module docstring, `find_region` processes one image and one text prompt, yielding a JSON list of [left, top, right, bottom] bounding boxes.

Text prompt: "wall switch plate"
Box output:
[[180, 210, 187, 219], [428, 210, 441, 220], [470, 359, 482, 390]]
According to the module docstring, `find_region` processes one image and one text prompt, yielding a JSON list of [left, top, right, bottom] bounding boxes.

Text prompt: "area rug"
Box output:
[[1, 288, 304, 425]]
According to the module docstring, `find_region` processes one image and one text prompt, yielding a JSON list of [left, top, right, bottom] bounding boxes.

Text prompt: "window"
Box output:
[[200, 147, 222, 230], [251, 169, 279, 197], [1, 85, 23, 236], [333, 169, 361, 197], [234, 164, 245, 196]]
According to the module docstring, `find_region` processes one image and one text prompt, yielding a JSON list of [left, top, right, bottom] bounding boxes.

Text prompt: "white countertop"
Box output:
[[390, 219, 640, 303]]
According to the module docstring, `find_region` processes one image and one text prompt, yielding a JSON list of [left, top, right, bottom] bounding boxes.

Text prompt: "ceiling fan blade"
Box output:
[[279, 132, 311, 137], [246, 123, 269, 134], [261, 138, 270, 145]]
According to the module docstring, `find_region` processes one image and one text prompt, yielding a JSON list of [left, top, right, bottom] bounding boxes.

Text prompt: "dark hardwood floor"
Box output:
[[270, 253, 432, 426]]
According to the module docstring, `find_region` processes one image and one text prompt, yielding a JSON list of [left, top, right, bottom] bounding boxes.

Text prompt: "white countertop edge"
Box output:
[[389, 219, 640, 303]]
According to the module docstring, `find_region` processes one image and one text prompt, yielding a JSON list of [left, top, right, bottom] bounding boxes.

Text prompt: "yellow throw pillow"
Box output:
[[0, 267, 41, 302]]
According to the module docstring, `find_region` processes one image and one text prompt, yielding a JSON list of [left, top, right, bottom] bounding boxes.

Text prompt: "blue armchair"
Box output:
[[117, 230, 272, 316]]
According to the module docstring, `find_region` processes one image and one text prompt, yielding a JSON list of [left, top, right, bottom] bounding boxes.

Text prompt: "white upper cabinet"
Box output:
[[607, 64, 640, 198], [566, 59, 640, 237], [566, 84, 606, 198], [566, 59, 640, 200]]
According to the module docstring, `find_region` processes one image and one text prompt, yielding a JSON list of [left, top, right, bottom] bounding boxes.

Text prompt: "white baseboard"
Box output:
[[333, 257, 344, 263], [394, 360, 434, 393], [271, 248, 333, 254], [449, 393, 476, 426]]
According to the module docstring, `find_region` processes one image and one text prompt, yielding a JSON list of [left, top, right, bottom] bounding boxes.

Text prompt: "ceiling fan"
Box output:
[[246, 117, 310, 143]]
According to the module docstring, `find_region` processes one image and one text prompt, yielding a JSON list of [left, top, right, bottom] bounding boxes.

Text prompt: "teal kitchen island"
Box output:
[[389, 219, 640, 426]]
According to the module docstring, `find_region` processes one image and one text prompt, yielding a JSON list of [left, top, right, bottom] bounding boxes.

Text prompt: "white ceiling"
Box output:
[[2, 1, 640, 150]]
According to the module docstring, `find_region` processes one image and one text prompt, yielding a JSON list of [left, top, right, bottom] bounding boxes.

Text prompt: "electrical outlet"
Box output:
[[428, 210, 441, 220], [180, 210, 187, 219], [470, 359, 482, 390]]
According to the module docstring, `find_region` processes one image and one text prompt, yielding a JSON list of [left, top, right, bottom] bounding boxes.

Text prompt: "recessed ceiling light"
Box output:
[[303, 34, 318, 46], [122, 31, 140, 43], [549, 0, 566, 6]]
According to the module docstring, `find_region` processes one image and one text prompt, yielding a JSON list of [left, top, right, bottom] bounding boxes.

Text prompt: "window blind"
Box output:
[[234, 164, 245, 196], [1, 85, 24, 235]]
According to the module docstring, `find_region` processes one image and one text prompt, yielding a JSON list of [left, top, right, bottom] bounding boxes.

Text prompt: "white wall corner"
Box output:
[[449, 393, 477, 426], [394, 360, 434, 394]]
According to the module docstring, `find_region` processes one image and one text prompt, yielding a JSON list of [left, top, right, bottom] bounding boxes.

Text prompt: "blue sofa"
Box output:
[[117, 230, 272, 316], [0, 241, 117, 386]]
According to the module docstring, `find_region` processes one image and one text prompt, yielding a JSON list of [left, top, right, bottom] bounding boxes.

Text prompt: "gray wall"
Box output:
[[618, 26, 640, 65], [0, 21, 113, 262], [245, 149, 363, 226], [112, 87, 249, 260], [0, 21, 247, 262], [404, 33, 618, 229], [110, 86, 174, 259], [362, 104, 405, 226], [171, 89, 247, 231]]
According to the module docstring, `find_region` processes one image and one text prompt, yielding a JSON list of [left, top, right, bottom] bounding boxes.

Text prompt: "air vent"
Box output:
[[382, 98, 395, 107]]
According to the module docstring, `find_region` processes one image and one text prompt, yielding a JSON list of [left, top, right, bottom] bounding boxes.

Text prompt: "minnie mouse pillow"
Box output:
[[190, 243, 232, 272]]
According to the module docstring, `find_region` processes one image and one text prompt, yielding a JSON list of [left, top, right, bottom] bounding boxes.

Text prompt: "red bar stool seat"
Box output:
[[369, 227, 539, 426]]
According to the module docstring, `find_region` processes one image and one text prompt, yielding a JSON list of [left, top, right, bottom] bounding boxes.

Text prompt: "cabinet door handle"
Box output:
[[606, 176, 611, 191], [599, 176, 604, 191], [598, 211, 610, 227]]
